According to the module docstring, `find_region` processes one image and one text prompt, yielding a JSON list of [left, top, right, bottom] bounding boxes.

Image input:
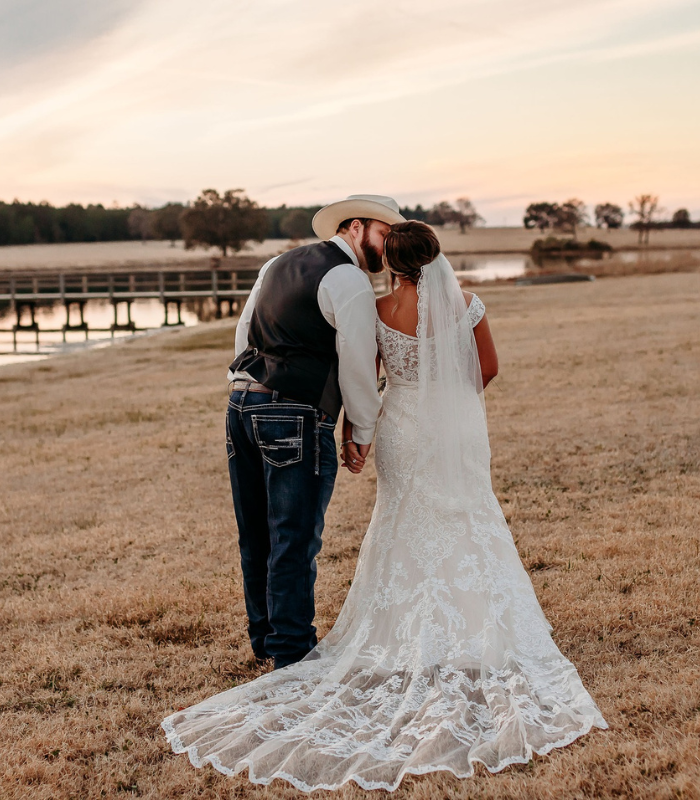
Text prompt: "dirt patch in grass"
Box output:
[[1, 272, 699, 799]]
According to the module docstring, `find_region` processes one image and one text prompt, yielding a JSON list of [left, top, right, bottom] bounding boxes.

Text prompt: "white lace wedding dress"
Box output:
[[162, 285, 607, 792]]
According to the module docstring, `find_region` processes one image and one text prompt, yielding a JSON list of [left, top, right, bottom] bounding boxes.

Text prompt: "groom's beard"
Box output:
[[360, 227, 384, 274]]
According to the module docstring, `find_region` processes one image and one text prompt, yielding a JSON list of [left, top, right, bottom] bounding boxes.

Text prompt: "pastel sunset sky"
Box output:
[[2, 0, 699, 224]]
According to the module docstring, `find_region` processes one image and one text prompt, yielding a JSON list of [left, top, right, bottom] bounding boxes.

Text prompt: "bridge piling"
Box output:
[[163, 300, 183, 327], [13, 301, 39, 351], [62, 301, 88, 342], [1, 264, 261, 354], [111, 300, 136, 336]]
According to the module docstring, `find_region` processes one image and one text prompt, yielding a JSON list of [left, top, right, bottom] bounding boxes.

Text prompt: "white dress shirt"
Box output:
[[228, 236, 381, 445]]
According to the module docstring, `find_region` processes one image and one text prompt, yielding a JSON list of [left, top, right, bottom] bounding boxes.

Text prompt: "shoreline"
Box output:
[[2, 262, 698, 369], [2, 227, 700, 272], [445, 243, 700, 256]]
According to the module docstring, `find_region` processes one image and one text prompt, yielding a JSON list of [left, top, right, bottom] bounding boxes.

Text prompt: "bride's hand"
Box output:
[[341, 441, 365, 474]]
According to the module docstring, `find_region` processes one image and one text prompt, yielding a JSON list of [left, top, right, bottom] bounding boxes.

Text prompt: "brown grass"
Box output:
[[573, 251, 700, 279], [436, 226, 700, 254], [1, 272, 699, 799]]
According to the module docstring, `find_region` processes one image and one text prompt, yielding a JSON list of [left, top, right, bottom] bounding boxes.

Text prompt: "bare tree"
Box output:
[[455, 197, 484, 233], [594, 203, 624, 229], [628, 194, 661, 245], [555, 198, 588, 240], [180, 189, 268, 257]]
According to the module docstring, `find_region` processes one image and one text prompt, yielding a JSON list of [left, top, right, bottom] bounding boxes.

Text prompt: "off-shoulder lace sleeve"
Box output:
[[468, 294, 485, 327]]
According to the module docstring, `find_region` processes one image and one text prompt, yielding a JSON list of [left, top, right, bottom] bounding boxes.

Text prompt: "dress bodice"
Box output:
[[376, 293, 485, 386]]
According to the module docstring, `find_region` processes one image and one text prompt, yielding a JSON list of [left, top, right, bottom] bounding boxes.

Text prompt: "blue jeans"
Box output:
[[226, 387, 338, 669]]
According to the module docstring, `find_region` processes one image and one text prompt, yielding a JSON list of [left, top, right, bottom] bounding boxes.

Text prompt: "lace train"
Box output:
[[162, 656, 605, 792], [162, 296, 607, 792]]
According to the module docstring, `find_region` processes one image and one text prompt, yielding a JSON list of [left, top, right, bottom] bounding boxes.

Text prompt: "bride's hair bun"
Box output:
[[383, 221, 441, 284]]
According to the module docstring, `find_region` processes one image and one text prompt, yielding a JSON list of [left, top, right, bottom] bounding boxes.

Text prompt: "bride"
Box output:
[[162, 221, 607, 792]]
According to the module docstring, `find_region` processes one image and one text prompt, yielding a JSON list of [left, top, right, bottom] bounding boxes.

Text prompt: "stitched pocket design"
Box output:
[[252, 415, 303, 467]]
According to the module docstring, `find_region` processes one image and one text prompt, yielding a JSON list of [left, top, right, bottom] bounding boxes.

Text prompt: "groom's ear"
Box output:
[[336, 218, 370, 235], [348, 219, 363, 237]]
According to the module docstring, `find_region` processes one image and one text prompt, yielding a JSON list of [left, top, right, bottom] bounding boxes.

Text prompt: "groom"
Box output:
[[226, 195, 405, 670]]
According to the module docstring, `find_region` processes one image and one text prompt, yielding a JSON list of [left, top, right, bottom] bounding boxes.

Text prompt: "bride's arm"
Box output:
[[463, 291, 498, 388], [473, 315, 499, 388]]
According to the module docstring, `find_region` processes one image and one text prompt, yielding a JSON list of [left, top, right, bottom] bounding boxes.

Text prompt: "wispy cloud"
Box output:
[[589, 27, 700, 61], [1, 0, 698, 220], [0, 0, 139, 68], [258, 178, 313, 195]]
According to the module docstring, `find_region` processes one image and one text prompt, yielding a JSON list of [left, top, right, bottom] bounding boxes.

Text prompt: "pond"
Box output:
[[0, 299, 203, 366], [2, 244, 697, 366]]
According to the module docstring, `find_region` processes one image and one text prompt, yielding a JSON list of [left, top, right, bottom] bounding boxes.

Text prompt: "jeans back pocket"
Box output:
[[252, 415, 303, 467]]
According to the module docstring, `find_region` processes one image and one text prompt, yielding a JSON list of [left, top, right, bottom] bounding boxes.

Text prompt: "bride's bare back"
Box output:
[[376, 282, 421, 337]]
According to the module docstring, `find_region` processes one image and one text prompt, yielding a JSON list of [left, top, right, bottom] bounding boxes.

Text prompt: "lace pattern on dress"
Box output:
[[376, 294, 485, 387], [377, 319, 418, 384], [377, 295, 486, 390]]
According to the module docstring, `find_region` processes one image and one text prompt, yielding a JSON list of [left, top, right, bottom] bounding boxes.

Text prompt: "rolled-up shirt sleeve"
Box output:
[[318, 266, 381, 445]]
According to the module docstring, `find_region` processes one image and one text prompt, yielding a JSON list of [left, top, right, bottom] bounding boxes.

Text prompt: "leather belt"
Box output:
[[229, 380, 311, 408], [230, 380, 275, 393]]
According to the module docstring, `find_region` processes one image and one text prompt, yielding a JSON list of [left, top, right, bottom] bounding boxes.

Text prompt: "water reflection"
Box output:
[[0, 298, 201, 358], [2, 246, 697, 366], [451, 254, 532, 281], [450, 247, 700, 281], [589, 248, 700, 264]]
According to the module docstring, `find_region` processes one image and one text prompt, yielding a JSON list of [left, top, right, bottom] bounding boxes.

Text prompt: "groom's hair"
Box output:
[[335, 217, 372, 234]]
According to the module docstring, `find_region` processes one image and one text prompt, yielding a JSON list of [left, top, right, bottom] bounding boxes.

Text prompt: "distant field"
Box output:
[[437, 225, 700, 254], [1, 272, 699, 799], [2, 228, 700, 272], [0, 240, 257, 273]]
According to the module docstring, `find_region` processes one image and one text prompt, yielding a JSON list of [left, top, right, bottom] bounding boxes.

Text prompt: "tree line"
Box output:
[[0, 201, 134, 246], [0, 196, 319, 250], [0, 193, 485, 250], [524, 195, 698, 244], [1, 191, 696, 254]]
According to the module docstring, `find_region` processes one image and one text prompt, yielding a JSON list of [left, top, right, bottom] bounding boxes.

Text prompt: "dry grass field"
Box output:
[[1, 272, 699, 799], [538, 251, 700, 281]]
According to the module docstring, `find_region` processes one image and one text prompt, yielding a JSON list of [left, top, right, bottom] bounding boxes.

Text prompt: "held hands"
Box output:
[[340, 413, 371, 474], [341, 441, 371, 474]]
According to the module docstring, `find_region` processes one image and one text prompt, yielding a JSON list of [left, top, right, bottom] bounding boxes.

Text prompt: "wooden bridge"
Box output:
[[0, 266, 261, 351]]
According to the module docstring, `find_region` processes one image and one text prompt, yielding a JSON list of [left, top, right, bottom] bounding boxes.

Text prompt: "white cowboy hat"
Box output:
[[312, 194, 406, 240]]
